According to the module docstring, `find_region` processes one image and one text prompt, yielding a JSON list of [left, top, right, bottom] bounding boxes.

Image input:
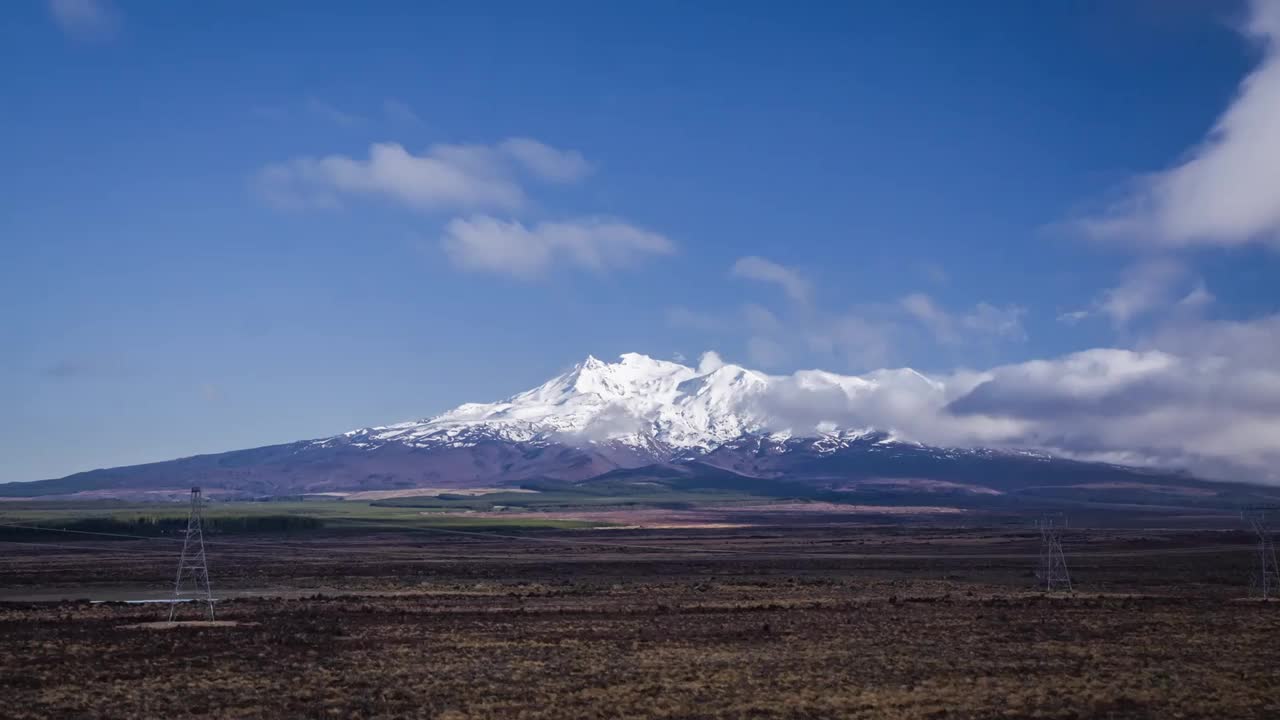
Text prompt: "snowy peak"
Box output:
[[677, 362, 767, 396], [561, 352, 694, 399], [319, 352, 943, 458]]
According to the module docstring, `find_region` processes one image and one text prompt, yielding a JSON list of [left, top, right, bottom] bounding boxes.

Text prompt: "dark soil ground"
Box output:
[[1, 523, 1277, 719]]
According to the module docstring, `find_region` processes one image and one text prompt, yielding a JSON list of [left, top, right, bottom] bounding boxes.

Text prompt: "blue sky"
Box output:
[[3, 0, 1280, 482]]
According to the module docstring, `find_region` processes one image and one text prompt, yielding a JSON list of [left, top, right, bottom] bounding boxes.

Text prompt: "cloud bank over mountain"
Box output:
[[735, 324, 1278, 483]]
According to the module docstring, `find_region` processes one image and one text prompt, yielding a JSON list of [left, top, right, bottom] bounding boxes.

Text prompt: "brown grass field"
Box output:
[[1, 521, 1277, 719]]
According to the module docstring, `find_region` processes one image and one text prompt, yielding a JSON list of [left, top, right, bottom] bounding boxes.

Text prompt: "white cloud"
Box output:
[[1057, 310, 1090, 325], [256, 137, 591, 213], [929, 311, 1280, 480], [697, 351, 726, 374], [963, 302, 1028, 340], [1064, 259, 1207, 328], [901, 293, 1026, 343], [805, 310, 898, 371], [1097, 258, 1189, 327], [1178, 281, 1215, 310], [901, 293, 956, 343], [440, 215, 674, 278], [739, 363, 1024, 453], [730, 256, 811, 303], [699, 312, 1280, 482], [1141, 311, 1280, 366], [672, 292, 1025, 377], [660, 297, 1280, 480], [498, 138, 592, 183], [48, 0, 117, 39], [1081, 0, 1280, 248], [943, 332, 1280, 481], [257, 142, 523, 211], [668, 300, 899, 372]]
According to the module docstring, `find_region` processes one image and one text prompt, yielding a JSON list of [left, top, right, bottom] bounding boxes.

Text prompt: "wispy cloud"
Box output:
[[440, 215, 674, 278], [900, 293, 955, 343], [1097, 258, 1190, 327], [742, 303, 781, 333], [670, 291, 1024, 375], [305, 98, 364, 127], [257, 142, 524, 212], [498, 138, 593, 183], [962, 302, 1028, 340], [1079, 0, 1280, 248], [256, 137, 591, 213], [805, 310, 898, 371], [730, 256, 811, 303], [1061, 258, 1207, 328], [901, 293, 1026, 344], [251, 99, 375, 127], [746, 336, 789, 368], [48, 0, 118, 40], [1057, 310, 1091, 326], [260, 134, 660, 279], [383, 99, 422, 124]]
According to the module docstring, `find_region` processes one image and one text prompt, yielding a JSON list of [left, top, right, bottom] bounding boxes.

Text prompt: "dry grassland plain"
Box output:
[[0, 521, 1277, 719]]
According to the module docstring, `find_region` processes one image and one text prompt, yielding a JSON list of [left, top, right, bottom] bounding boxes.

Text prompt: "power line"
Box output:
[[0, 522, 192, 543], [0, 538, 180, 558]]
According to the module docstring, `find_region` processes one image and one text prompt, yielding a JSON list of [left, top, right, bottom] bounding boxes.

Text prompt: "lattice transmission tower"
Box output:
[[1035, 513, 1072, 592], [169, 486, 215, 621], [1242, 505, 1279, 600]]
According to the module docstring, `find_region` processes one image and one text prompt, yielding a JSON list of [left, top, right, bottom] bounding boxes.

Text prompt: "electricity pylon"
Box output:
[[1035, 513, 1072, 592], [169, 486, 215, 621], [1242, 506, 1279, 600]]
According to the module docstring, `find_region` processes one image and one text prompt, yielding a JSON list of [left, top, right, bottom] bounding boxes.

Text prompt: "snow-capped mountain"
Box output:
[[11, 352, 1267, 508], [312, 352, 905, 462]]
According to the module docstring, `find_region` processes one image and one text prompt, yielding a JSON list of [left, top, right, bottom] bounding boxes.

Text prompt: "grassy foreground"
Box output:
[[0, 530, 1276, 719]]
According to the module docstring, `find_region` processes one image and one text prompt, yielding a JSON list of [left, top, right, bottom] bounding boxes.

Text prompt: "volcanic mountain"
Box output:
[[5, 353, 1274, 508]]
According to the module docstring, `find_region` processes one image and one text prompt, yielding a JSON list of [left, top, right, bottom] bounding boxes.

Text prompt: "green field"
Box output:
[[0, 476, 812, 538], [0, 497, 604, 536], [371, 488, 766, 512]]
